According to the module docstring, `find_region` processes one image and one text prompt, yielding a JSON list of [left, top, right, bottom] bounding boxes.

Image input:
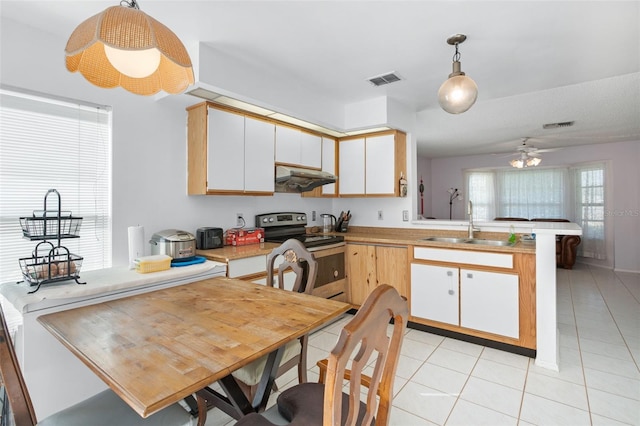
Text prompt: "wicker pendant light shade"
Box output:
[[65, 3, 194, 96]]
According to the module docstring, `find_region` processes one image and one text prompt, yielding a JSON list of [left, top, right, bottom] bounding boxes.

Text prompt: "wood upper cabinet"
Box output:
[[275, 124, 322, 169], [187, 102, 275, 195], [347, 243, 408, 306], [338, 130, 406, 197]]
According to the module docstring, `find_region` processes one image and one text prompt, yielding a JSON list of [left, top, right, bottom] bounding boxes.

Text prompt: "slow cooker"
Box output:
[[149, 229, 196, 261]]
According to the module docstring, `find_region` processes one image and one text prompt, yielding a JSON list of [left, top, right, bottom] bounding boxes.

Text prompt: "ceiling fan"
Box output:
[[507, 138, 559, 168]]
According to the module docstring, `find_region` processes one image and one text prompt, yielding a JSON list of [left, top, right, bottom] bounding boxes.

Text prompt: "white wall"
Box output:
[[4, 17, 636, 271], [420, 140, 640, 272], [1, 18, 335, 267]]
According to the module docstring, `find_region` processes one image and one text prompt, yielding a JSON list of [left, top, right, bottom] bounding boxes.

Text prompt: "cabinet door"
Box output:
[[460, 269, 519, 338], [376, 246, 408, 299], [321, 137, 337, 196], [346, 244, 376, 305], [207, 108, 244, 191], [300, 131, 322, 169], [338, 138, 365, 195], [244, 117, 275, 192], [275, 125, 300, 165], [410, 263, 459, 326], [365, 134, 396, 194]]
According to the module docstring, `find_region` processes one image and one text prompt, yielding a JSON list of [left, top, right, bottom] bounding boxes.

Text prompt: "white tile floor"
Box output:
[[206, 264, 639, 425]]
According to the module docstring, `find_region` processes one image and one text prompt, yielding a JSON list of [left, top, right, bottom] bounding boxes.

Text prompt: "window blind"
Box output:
[[0, 87, 112, 283]]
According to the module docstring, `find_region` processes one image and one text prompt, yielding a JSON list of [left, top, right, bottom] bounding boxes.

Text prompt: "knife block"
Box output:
[[337, 220, 349, 232]]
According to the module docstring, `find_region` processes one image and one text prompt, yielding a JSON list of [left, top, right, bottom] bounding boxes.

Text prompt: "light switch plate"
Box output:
[[402, 210, 409, 221]]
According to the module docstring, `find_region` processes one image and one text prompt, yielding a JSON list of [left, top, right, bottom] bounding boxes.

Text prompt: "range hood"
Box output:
[[275, 165, 337, 193]]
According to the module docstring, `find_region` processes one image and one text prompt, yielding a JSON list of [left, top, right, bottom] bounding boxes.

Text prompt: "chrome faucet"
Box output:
[[467, 201, 480, 239]]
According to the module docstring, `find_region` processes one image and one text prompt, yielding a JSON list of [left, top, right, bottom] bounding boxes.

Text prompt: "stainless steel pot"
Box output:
[[149, 229, 196, 260]]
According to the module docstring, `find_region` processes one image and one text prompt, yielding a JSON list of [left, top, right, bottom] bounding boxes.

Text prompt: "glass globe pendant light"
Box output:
[[438, 34, 478, 114]]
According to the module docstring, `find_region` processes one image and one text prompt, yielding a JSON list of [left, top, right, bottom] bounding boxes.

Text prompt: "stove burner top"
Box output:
[[256, 212, 345, 250], [264, 233, 344, 249]]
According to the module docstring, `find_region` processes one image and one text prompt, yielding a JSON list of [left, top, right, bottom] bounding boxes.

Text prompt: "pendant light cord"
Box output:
[[120, 0, 140, 9], [452, 43, 461, 62]]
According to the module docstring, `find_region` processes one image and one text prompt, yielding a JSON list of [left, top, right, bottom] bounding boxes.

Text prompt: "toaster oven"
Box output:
[[196, 227, 224, 249]]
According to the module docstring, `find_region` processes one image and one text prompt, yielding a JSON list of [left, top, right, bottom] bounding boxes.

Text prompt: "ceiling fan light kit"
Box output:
[[65, 0, 194, 96], [438, 34, 478, 114], [509, 138, 544, 168]]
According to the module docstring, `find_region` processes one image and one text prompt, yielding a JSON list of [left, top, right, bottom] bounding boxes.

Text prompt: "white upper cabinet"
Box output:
[[187, 103, 274, 195], [338, 131, 406, 197], [207, 107, 244, 191], [275, 125, 322, 169], [365, 134, 396, 195], [300, 131, 322, 169], [338, 137, 365, 195], [244, 116, 275, 193]]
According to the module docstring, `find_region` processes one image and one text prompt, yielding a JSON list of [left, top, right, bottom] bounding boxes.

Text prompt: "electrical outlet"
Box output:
[[236, 213, 244, 227], [402, 210, 409, 221], [312, 210, 316, 221], [378, 210, 383, 220]]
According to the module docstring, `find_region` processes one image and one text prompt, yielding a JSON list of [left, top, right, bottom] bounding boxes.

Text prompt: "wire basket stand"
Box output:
[[18, 189, 85, 293]]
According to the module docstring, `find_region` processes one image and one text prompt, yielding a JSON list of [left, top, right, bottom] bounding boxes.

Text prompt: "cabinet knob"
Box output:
[[448, 289, 455, 295], [447, 270, 453, 277], [467, 273, 473, 279]]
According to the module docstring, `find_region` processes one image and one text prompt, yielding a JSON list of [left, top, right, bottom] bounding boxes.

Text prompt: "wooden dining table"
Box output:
[[37, 276, 350, 423]]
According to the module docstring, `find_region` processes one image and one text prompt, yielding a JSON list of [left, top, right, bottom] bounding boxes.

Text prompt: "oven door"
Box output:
[[310, 244, 347, 301]]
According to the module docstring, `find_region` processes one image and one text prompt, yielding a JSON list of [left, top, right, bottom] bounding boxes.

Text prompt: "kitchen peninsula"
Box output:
[[197, 220, 580, 372], [346, 219, 581, 372]]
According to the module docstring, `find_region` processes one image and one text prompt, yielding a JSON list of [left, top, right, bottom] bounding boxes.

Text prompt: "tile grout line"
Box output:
[[441, 345, 484, 425], [570, 266, 594, 426]]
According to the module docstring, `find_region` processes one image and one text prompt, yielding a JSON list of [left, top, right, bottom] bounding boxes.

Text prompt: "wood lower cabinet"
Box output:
[[347, 243, 408, 305]]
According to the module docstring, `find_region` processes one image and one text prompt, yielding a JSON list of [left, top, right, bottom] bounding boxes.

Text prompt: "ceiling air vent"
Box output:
[[367, 72, 402, 87], [543, 121, 575, 129]]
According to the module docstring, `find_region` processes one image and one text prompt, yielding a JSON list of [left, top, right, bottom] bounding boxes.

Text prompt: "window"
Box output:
[[467, 163, 607, 261], [0, 87, 112, 283], [495, 168, 568, 219], [467, 171, 495, 221], [573, 163, 606, 259]]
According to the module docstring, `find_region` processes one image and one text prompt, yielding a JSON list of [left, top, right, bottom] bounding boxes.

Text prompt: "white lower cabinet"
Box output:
[[460, 269, 519, 338], [410, 263, 459, 326], [411, 262, 520, 339], [227, 255, 267, 278]]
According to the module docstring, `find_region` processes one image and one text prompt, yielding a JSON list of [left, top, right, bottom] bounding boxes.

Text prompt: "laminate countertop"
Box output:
[[197, 227, 535, 263], [197, 242, 281, 262]]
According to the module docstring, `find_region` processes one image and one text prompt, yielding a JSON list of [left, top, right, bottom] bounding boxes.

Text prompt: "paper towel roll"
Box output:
[[128, 226, 145, 269]]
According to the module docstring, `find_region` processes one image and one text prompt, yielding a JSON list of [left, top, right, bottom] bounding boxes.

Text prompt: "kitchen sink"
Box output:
[[464, 239, 514, 246], [422, 237, 515, 246], [421, 237, 468, 243]]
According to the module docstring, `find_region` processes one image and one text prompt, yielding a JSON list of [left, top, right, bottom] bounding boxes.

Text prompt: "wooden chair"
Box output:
[[0, 304, 197, 426], [235, 284, 409, 426], [231, 239, 319, 401]]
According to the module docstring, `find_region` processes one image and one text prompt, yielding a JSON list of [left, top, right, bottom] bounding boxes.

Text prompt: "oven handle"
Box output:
[[306, 242, 346, 253]]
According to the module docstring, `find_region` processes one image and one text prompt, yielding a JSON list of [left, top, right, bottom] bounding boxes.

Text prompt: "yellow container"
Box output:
[[134, 255, 172, 273]]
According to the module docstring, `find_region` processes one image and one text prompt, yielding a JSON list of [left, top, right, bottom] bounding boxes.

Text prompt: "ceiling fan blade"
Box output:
[[534, 147, 561, 153]]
